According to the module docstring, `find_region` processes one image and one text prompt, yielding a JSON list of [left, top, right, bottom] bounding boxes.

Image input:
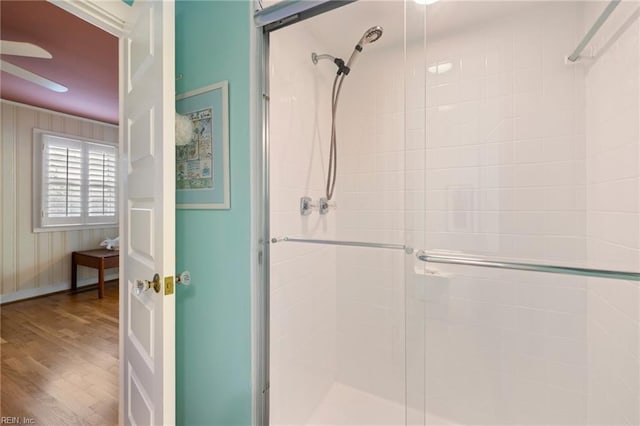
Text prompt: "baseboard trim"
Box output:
[[0, 274, 119, 304]]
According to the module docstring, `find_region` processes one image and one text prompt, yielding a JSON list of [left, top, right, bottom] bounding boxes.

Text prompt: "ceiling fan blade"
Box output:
[[0, 60, 67, 93], [0, 41, 52, 59]]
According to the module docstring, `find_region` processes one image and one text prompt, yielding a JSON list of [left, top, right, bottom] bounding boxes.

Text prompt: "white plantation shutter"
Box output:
[[36, 130, 118, 230], [87, 143, 117, 223], [42, 135, 84, 226]]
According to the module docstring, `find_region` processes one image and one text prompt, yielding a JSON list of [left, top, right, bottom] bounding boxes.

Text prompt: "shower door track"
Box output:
[[417, 251, 640, 282]]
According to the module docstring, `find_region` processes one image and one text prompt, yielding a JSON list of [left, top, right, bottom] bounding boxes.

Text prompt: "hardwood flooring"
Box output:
[[1, 281, 119, 425]]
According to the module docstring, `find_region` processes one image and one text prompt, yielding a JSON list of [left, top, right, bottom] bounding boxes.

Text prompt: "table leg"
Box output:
[[71, 253, 78, 291], [98, 258, 105, 299]]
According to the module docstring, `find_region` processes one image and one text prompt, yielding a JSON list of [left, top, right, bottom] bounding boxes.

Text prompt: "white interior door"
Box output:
[[120, 1, 175, 425]]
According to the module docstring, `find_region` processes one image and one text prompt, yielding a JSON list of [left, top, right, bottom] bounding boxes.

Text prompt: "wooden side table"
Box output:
[[71, 249, 120, 298]]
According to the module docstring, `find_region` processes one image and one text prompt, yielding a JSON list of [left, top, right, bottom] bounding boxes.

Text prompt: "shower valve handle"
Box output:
[[300, 196, 334, 216]]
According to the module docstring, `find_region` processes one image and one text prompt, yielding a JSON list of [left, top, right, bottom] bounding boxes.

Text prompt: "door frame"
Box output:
[[49, 0, 132, 37]]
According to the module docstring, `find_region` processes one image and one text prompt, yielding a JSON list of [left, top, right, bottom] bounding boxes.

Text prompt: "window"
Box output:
[[33, 129, 118, 231]]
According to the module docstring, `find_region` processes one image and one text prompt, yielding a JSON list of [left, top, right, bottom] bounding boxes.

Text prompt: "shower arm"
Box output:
[[311, 53, 351, 75], [311, 53, 335, 64]]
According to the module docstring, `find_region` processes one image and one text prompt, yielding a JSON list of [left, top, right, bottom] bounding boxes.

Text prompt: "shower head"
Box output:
[[359, 26, 384, 45], [345, 25, 383, 72]]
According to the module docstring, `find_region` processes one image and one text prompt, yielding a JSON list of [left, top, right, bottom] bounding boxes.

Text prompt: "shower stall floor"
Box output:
[[305, 382, 460, 426]]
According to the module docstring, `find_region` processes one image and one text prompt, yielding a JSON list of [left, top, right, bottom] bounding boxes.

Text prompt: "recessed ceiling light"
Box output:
[[414, 0, 441, 5]]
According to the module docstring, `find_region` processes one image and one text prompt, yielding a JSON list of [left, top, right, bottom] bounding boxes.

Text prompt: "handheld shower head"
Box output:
[[318, 25, 384, 202], [360, 26, 384, 45], [346, 26, 384, 71]]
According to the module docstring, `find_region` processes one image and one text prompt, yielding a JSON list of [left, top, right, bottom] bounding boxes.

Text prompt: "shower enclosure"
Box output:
[[255, 0, 640, 424]]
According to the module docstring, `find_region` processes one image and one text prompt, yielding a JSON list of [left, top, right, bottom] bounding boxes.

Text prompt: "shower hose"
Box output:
[[327, 72, 346, 201]]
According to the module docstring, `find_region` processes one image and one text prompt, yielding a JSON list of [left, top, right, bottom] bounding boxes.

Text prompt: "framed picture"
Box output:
[[175, 81, 230, 209]]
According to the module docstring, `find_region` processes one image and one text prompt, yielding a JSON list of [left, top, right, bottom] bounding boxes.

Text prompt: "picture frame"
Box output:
[[175, 81, 230, 209]]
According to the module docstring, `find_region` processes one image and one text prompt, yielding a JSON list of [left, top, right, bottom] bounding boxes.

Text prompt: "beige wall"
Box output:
[[0, 100, 119, 303]]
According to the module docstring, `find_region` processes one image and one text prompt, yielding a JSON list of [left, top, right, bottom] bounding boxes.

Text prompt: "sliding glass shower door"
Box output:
[[260, 0, 639, 424], [410, 1, 640, 425], [266, 2, 410, 424]]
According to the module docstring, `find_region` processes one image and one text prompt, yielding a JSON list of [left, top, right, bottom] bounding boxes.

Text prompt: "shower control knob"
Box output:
[[300, 196, 314, 216], [319, 197, 329, 215]]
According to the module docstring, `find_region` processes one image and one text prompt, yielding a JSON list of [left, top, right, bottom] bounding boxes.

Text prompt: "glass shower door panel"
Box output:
[[305, 2, 409, 425], [418, 1, 639, 425]]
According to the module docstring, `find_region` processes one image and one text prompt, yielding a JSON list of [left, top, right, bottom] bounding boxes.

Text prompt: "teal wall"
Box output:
[[175, 1, 253, 425]]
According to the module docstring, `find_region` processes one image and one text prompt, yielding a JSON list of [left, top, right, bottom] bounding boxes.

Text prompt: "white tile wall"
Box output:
[[334, 41, 407, 405], [413, 2, 594, 425], [584, 1, 640, 425], [271, 2, 409, 420], [269, 22, 338, 426]]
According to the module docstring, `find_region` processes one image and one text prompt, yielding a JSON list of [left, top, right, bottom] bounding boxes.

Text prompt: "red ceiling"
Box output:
[[1, 0, 118, 124]]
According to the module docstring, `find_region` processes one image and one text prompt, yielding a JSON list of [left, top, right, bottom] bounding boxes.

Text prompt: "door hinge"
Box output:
[[164, 276, 174, 295]]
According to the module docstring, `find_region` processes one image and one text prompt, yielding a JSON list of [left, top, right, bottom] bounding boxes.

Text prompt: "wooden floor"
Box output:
[[1, 281, 119, 425]]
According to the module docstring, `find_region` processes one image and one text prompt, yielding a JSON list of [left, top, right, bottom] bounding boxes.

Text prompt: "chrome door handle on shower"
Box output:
[[416, 251, 640, 282]]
